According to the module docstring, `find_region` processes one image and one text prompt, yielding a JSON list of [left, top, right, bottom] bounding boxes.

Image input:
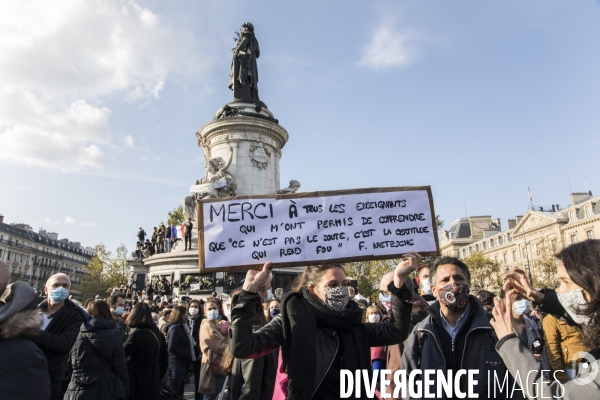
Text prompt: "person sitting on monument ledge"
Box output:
[[229, 254, 417, 400]]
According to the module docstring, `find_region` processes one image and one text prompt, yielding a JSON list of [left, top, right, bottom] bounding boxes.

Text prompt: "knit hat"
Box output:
[[0, 282, 39, 324]]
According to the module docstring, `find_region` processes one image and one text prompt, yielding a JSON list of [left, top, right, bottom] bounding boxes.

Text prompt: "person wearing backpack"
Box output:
[[64, 300, 129, 400]]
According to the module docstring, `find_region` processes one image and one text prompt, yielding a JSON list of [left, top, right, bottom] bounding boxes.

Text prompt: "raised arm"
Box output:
[[229, 262, 283, 359]]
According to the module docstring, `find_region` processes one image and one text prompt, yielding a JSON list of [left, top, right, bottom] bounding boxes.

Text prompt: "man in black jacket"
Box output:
[[33, 273, 85, 400]]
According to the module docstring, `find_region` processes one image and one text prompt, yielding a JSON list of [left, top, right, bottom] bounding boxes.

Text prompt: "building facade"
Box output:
[[0, 214, 94, 294], [440, 191, 599, 279]]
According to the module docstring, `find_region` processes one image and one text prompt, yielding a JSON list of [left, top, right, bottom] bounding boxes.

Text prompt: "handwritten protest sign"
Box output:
[[190, 177, 227, 196], [198, 186, 439, 272]]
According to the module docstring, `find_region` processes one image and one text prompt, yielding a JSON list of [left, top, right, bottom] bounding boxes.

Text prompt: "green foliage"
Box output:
[[167, 206, 185, 226], [78, 244, 132, 300], [531, 240, 559, 290], [344, 259, 399, 300], [463, 252, 503, 293]]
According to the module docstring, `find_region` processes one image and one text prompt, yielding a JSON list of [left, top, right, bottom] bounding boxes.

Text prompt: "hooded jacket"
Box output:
[[0, 282, 51, 400], [64, 317, 129, 400], [402, 296, 524, 399]]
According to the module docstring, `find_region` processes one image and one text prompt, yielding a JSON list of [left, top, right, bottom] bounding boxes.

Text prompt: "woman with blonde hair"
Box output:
[[365, 305, 387, 376], [198, 298, 229, 400]]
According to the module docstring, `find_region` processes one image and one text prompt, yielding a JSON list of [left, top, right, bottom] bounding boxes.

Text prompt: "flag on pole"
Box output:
[[527, 185, 533, 202], [171, 224, 185, 239]]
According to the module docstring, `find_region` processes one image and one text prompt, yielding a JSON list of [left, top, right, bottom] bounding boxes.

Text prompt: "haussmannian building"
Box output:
[[440, 191, 599, 278], [0, 214, 95, 295]]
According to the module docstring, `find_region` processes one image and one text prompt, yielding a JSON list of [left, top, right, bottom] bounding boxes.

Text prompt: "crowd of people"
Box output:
[[136, 219, 194, 259], [1, 239, 600, 399]]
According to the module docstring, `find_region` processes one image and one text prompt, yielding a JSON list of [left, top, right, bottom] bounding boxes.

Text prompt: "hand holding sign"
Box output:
[[242, 261, 273, 293], [394, 251, 421, 289]]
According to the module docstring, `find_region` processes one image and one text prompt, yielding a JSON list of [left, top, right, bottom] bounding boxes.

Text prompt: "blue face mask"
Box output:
[[265, 289, 273, 302], [207, 310, 219, 320], [513, 299, 531, 316], [50, 287, 69, 303], [115, 307, 125, 315], [270, 309, 281, 319]]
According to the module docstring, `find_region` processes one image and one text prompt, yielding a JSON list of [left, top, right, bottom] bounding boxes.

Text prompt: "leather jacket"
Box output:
[[229, 282, 412, 395]]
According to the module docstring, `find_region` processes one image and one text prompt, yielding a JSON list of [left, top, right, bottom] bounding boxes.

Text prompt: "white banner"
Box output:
[[199, 186, 438, 271], [190, 177, 227, 195]]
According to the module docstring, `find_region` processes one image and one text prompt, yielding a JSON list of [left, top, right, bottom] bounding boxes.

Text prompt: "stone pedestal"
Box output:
[[128, 96, 302, 299], [197, 102, 289, 196]]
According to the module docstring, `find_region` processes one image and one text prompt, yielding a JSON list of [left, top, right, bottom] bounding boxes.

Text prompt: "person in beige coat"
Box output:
[[198, 298, 228, 400]]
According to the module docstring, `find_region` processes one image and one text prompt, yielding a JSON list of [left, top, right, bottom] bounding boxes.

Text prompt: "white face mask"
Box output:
[[420, 278, 432, 295], [189, 307, 199, 316], [379, 292, 392, 312], [557, 289, 590, 325], [368, 314, 381, 323]]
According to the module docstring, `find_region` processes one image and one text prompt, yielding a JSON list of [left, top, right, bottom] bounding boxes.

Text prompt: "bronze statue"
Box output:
[[229, 22, 260, 102]]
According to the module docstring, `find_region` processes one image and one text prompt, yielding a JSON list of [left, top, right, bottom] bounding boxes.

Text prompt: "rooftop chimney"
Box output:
[[507, 219, 517, 229], [492, 218, 501, 231], [0, 214, 3, 224], [515, 215, 523, 225], [571, 191, 592, 206]]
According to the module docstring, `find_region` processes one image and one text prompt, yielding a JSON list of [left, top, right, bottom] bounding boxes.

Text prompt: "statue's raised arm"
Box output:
[[217, 143, 234, 178]]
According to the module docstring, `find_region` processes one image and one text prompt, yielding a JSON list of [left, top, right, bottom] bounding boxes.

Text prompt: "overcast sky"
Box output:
[[1, 0, 599, 253]]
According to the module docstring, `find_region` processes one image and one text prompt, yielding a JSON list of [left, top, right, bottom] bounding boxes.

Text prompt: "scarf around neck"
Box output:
[[280, 288, 371, 400]]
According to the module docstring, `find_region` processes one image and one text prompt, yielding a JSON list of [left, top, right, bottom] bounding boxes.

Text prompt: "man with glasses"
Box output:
[[33, 273, 86, 400]]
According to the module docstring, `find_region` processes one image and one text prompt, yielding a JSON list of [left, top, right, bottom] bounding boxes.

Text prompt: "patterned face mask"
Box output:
[[322, 286, 350, 312], [438, 283, 470, 312], [557, 289, 590, 325], [379, 292, 392, 312]]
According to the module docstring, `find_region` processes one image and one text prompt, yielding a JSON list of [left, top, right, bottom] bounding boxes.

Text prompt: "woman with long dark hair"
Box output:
[[491, 239, 600, 399], [123, 303, 164, 400], [229, 254, 418, 400], [64, 300, 129, 400]]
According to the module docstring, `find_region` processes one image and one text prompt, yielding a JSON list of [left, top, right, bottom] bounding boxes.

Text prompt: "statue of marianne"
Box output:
[[229, 22, 260, 102]]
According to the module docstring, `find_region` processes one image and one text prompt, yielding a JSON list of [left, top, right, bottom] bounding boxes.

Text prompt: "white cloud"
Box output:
[[121, 135, 135, 149], [358, 19, 419, 71], [141, 157, 148, 161], [65, 217, 76, 224], [81, 222, 95, 227], [153, 156, 160, 161], [0, 0, 205, 171]]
